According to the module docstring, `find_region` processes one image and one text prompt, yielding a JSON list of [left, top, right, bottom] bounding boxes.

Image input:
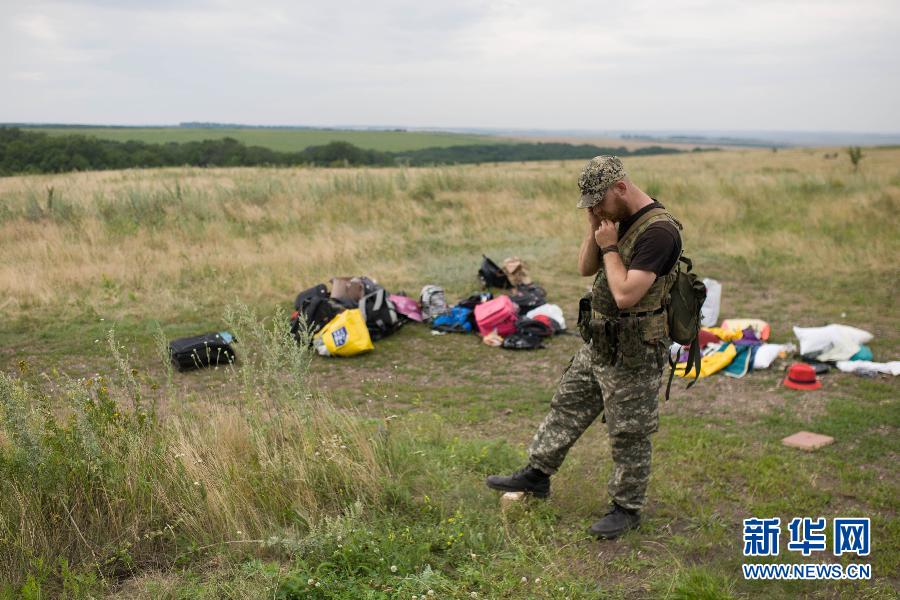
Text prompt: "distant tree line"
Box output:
[[0, 127, 693, 176], [394, 142, 683, 166]]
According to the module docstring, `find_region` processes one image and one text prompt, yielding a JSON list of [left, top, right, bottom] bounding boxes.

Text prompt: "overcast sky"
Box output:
[[3, 0, 899, 132]]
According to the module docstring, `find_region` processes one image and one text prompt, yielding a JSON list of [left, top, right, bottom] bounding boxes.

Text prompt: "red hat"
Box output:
[[783, 363, 822, 391]]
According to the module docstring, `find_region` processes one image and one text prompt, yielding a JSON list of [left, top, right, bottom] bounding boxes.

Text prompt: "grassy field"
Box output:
[[24, 127, 508, 153], [0, 149, 898, 598]]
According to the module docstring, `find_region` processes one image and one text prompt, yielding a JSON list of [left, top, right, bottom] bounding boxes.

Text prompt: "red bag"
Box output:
[[474, 295, 519, 337]]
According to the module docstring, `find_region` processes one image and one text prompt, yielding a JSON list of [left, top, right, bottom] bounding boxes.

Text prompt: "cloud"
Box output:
[[1, 0, 898, 130], [14, 14, 59, 42], [10, 71, 47, 82]]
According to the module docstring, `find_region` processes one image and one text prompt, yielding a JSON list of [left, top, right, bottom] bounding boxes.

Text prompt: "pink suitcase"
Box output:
[[474, 295, 519, 337]]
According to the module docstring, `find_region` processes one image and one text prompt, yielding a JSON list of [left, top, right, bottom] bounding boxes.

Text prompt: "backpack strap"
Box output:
[[617, 207, 668, 249], [358, 288, 385, 323], [665, 337, 702, 401]]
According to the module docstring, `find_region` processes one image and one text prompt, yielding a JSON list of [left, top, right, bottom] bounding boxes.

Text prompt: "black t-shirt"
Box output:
[[614, 201, 681, 277]]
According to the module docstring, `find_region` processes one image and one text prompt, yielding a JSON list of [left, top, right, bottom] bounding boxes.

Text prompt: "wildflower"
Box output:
[[315, 582, 321, 588], [535, 578, 541, 584], [470, 593, 478, 598], [193, 481, 200, 486], [307, 579, 315, 586], [427, 591, 435, 596], [390, 565, 398, 573], [521, 577, 528, 583]]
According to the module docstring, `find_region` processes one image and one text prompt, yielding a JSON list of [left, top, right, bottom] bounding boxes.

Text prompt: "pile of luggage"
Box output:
[[288, 256, 568, 358], [168, 254, 570, 368], [290, 276, 404, 357]]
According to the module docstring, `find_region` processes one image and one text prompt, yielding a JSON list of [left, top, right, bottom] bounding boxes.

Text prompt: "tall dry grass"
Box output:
[[0, 149, 898, 324], [0, 304, 392, 588]]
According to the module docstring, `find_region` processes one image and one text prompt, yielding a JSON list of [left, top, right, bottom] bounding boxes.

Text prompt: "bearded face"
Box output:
[[590, 188, 629, 222]]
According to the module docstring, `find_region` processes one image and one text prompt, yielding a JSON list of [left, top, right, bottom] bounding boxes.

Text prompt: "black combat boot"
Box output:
[[588, 503, 641, 539], [485, 465, 550, 498]]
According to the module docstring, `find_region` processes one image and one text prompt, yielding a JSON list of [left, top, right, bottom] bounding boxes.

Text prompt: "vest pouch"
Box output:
[[591, 319, 617, 365], [616, 317, 649, 370], [577, 293, 592, 343], [618, 315, 668, 370]]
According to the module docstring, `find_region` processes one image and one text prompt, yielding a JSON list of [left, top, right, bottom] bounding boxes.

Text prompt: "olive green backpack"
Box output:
[[664, 256, 708, 400]]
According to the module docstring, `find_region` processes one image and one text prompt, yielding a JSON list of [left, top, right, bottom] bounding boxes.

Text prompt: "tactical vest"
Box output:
[[590, 207, 682, 368]]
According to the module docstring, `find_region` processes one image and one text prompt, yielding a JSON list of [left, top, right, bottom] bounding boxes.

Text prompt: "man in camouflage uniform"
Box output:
[[487, 156, 683, 539]]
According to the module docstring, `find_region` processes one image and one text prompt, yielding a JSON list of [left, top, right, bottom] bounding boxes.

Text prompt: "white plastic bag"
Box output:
[[700, 278, 721, 327], [793, 324, 873, 357], [753, 343, 795, 369], [526, 303, 566, 330]]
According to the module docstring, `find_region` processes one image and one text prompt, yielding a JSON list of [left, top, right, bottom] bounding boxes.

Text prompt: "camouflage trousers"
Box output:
[[528, 340, 666, 512]]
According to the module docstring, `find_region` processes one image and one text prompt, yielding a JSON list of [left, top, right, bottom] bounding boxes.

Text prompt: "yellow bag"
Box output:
[[674, 342, 737, 379], [317, 309, 374, 357]]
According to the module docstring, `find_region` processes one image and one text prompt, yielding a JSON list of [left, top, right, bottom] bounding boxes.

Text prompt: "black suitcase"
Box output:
[[169, 332, 237, 371]]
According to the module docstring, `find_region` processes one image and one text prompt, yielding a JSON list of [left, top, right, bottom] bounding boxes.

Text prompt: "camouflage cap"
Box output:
[[576, 155, 627, 208]]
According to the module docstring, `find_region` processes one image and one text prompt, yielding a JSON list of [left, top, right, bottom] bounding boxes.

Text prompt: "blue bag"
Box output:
[[431, 306, 473, 333]]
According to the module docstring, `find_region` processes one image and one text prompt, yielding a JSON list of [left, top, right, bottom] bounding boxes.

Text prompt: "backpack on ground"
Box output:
[[509, 284, 547, 314], [169, 331, 237, 371], [501, 332, 544, 350], [515, 317, 554, 338], [432, 306, 473, 333], [359, 288, 403, 341], [478, 255, 512, 289], [665, 255, 708, 399], [474, 295, 519, 337], [420, 285, 450, 320]]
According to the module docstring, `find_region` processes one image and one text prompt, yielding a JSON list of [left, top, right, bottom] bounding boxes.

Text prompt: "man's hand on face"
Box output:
[[587, 206, 603, 230], [594, 219, 618, 248]]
